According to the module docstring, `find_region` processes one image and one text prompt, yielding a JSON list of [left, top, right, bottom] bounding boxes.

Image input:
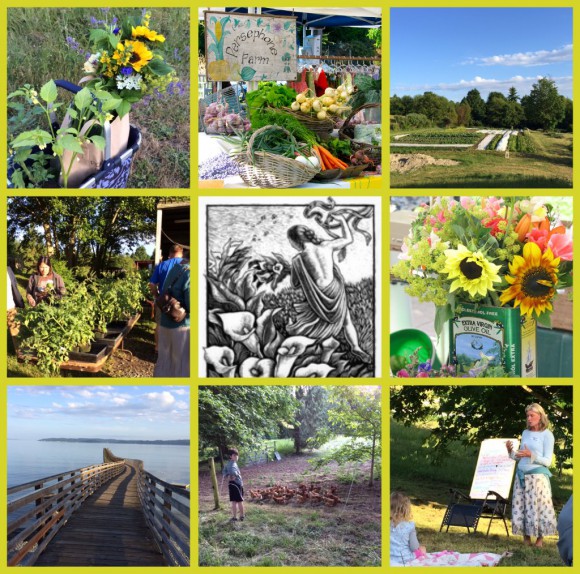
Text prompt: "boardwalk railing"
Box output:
[[136, 462, 190, 566], [7, 460, 125, 566]]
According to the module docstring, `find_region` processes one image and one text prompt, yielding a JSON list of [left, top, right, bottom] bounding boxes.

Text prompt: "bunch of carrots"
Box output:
[[312, 145, 348, 171]]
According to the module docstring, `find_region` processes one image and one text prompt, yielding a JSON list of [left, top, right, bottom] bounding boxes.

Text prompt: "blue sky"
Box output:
[[391, 8, 572, 101], [8, 386, 190, 441]]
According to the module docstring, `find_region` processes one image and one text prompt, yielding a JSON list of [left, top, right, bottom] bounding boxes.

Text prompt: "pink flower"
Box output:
[[482, 197, 502, 218], [396, 369, 410, 377], [526, 228, 549, 251], [548, 232, 573, 261], [437, 211, 446, 224], [460, 197, 475, 210], [416, 371, 429, 378]]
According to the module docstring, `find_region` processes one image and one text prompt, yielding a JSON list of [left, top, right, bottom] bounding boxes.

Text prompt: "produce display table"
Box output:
[[198, 132, 382, 189]]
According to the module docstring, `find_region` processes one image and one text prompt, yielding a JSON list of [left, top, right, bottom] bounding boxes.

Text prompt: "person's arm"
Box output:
[[531, 430, 555, 467], [408, 528, 421, 552], [26, 275, 36, 307], [149, 265, 161, 297], [182, 269, 190, 313], [327, 214, 354, 251], [149, 282, 159, 297], [55, 274, 66, 297]]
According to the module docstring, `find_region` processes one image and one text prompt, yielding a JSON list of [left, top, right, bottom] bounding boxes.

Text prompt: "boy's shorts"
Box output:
[[229, 482, 244, 502]]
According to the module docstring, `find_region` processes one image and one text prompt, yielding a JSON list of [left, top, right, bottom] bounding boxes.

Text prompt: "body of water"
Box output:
[[8, 439, 190, 487]]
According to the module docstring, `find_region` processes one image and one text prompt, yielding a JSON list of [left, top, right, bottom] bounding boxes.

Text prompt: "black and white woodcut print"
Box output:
[[199, 196, 380, 378]]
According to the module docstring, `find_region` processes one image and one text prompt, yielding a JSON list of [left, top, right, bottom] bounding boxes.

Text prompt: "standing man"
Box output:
[[149, 244, 184, 354]]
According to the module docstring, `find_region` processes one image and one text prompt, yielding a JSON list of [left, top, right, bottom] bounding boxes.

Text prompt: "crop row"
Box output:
[[507, 132, 535, 153], [394, 132, 483, 144], [487, 134, 502, 151]]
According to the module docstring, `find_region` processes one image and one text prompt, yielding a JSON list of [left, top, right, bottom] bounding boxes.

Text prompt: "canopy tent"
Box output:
[[198, 7, 381, 28]]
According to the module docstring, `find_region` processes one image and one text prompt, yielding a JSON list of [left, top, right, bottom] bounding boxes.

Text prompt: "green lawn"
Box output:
[[7, 7, 190, 188], [390, 419, 571, 567], [390, 130, 572, 188]]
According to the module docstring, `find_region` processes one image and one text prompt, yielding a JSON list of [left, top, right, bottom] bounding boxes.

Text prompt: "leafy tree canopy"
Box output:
[[390, 386, 572, 471], [311, 386, 381, 485], [198, 386, 297, 461], [8, 197, 165, 274]]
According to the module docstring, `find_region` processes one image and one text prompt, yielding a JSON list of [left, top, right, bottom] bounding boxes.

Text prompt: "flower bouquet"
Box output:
[[7, 9, 177, 188], [391, 197, 573, 376]]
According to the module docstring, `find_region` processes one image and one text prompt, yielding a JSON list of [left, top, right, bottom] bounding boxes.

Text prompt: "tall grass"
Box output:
[[7, 7, 190, 188]]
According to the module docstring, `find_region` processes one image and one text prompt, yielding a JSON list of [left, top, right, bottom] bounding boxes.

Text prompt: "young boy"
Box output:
[[223, 448, 245, 521]]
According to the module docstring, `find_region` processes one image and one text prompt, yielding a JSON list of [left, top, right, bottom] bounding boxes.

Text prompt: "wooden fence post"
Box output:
[[209, 458, 220, 510]]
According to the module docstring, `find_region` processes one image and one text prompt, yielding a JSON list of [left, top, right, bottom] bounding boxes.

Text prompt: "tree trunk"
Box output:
[[294, 426, 301, 454], [368, 432, 376, 487], [209, 457, 221, 510]]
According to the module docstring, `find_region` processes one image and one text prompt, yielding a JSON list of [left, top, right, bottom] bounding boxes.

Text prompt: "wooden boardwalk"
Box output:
[[34, 461, 166, 567]]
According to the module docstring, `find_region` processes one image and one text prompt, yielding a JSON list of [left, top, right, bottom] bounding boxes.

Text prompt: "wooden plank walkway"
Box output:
[[34, 461, 166, 567]]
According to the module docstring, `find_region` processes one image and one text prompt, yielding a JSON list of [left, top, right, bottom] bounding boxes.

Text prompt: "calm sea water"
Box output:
[[8, 439, 190, 487]]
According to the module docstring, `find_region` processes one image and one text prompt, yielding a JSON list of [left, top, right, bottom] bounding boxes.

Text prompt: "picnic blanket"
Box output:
[[404, 550, 508, 567]]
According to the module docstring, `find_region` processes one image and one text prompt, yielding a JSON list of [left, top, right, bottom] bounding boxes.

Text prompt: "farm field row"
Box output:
[[390, 130, 572, 188]]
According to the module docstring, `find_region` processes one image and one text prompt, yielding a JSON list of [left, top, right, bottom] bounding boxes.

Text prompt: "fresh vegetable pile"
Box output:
[[290, 84, 352, 120], [204, 102, 250, 134]]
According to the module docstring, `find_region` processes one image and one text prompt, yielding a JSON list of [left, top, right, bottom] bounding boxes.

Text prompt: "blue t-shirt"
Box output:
[[150, 257, 183, 291]]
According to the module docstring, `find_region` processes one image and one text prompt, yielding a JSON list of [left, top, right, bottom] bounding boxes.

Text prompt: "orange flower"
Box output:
[[515, 213, 532, 242]]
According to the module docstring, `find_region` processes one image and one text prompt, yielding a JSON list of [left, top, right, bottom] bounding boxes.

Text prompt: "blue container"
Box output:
[[7, 80, 141, 189]]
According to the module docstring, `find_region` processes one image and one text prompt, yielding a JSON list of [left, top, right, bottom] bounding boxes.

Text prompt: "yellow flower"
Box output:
[[500, 242, 560, 317], [442, 244, 502, 298], [113, 40, 153, 72], [132, 25, 165, 43]]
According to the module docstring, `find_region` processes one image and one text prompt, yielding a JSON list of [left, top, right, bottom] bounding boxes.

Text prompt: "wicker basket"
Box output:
[[338, 103, 382, 163], [232, 126, 320, 188], [281, 107, 334, 139]]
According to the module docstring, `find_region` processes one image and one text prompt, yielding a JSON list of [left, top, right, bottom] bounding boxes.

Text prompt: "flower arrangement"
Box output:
[[391, 197, 573, 333], [82, 9, 176, 117]]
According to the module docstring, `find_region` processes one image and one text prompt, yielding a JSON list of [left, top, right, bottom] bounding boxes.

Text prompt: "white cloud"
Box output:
[[77, 389, 93, 398], [394, 75, 572, 98], [464, 44, 572, 67], [145, 391, 176, 409], [111, 397, 128, 406]]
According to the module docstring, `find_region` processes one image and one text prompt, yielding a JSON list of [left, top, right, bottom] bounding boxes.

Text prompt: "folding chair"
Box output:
[[440, 438, 519, 536]]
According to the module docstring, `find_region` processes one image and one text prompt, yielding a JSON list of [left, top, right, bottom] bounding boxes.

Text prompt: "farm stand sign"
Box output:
[[204, 11, 297, 82]]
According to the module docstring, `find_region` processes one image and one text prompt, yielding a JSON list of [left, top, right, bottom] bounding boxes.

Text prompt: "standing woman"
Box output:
[[26, 256, 66, 307], [154, 258, 190, 377], [506, 403, 558, 547]]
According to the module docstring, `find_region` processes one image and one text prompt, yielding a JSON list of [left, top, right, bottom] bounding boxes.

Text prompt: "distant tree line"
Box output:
[[391, 78, 572, 132]]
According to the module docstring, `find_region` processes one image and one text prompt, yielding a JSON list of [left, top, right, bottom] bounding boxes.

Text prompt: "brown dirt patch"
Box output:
[[391, 153, 460, 173], [199, 453, 381, 518]]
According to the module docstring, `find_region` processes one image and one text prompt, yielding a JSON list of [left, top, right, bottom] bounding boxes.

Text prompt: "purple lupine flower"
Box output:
[[112, 17, 118, 25], [113, 27, 120, 34], [100, 8, 110, 13], [121, 66, 133, 75], [173, 48, 181, 61]]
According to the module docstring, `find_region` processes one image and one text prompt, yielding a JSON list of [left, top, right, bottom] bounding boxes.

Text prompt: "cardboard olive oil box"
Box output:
[[449, 304, 536, 377]]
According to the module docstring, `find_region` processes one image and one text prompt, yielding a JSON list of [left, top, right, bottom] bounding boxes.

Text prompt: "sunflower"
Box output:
[[113, 40, 152, 73], [442, 244, 502, 298], [132, 25, 166, 43], [500, 242, 560, 316]]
